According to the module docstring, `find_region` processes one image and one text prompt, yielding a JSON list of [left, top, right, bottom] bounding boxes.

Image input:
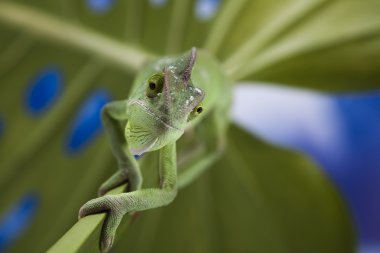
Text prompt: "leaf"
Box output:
[[0, 0, 360, 252], [247, 34, 380, 92], [210, 0, 380, 90]]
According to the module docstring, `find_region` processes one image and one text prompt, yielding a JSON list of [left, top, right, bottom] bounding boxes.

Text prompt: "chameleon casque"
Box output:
[[78, 47, 230, 252]]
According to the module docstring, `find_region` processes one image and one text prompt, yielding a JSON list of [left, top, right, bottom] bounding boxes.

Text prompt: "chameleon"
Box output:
[[78, 47, 230, 252]]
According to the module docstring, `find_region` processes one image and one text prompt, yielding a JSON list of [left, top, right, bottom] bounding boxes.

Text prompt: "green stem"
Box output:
[[203, 0, 248, 54], [226, 26, 380, 80], [223, 0, 330, 71], [165, 0, 192, 54], [0, 1, 155, 73], [47, 185, 129, 253], [125, 0, 143, 43]]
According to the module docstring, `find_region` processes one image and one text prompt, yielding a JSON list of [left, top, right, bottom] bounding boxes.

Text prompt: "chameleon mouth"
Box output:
[[128, 99, 181, 131]]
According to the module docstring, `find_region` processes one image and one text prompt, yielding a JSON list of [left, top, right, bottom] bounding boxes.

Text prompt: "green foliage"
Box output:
[[2, 0, 379, 252]]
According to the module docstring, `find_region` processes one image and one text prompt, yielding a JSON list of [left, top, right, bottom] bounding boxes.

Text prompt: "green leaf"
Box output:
[[0, 0, 361, 252], [211, 0, 380, 90]]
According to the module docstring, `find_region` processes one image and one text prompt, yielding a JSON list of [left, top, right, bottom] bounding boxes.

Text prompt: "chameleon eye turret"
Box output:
[[188, 102, 204, 121], [146, 73, 164, 98]]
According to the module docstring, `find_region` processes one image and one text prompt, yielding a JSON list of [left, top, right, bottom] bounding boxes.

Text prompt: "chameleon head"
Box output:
[[126, 48, 205, 156]]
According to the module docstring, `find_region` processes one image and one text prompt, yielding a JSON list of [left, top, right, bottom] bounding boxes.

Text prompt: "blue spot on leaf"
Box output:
[[0, 193, 39, 252], [86, 0, 115, 13], [0, 116, 4, 139], [25, 67, 62, 116], [195, 0, 221, 21], [66, 90, 111, 154], [149, 0, 167, 8]]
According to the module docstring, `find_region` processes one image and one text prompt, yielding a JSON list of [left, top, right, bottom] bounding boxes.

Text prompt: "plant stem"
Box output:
[[227, 25, 380, 80], [165, 0, 192, 54], [203, 0, 248, 54], [223, 0, 329, 72], [0, 1, 155, 73], [47, 185, 128, 253]]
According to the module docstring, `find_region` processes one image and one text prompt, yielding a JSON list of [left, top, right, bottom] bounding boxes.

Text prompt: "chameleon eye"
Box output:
[[188, 103, 204, 121], [146, 73, 164, 98], [149, 82, 156, 90]]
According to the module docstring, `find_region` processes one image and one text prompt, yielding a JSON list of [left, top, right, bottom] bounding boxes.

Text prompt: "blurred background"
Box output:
[[0, 0, 379, 252]]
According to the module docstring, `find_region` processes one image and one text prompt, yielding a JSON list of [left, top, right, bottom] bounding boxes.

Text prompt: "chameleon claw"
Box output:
[[78, 204, 90, 219], [78, 203, 93, 219], [100, 235, 114, 253]]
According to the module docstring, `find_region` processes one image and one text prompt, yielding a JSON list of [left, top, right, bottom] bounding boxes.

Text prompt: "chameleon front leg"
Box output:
[[98, 101, 142, 196], [79, 142, 177, 252], [178, 109, 228, 189]]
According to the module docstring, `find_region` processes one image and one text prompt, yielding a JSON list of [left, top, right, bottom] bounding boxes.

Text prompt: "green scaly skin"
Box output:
[[78, 48, 231, 252]]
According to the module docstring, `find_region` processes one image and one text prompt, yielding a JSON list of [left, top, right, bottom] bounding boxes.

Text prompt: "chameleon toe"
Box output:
[[78, 196, 111, 219], [100, 235, 114, 253]]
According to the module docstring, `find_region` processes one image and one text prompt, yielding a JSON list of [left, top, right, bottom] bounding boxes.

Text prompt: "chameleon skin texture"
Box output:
[[79, 48, 231, 252]]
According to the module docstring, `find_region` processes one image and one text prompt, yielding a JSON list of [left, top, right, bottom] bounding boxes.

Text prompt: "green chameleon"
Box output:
[[78, 47, 230, 252]]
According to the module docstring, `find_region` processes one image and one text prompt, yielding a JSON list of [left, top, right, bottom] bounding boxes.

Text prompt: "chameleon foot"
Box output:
[[79, 195, 125, 253]]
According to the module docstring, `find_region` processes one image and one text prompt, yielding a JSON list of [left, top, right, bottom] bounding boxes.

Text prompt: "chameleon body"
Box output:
[[79, 48, 230, 252]]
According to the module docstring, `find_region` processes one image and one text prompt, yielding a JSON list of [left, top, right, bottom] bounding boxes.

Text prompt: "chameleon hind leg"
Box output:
[[79, 142, 177, 252], [97, 100, 142, 195], [178, 107, 229, 189]]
